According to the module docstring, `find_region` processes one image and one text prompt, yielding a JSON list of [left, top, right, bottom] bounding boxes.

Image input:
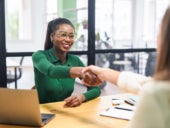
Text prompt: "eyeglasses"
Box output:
[[57, 31, 76, 40]]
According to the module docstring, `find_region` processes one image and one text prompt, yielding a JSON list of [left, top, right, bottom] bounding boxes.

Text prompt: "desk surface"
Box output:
[[0, 94, 130, 128]]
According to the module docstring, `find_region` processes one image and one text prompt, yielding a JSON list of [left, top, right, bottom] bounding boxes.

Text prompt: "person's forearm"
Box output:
[[117, 71, 151, 94], [69, 67, 84, 78], [84, 87, 101, 101], [101, 68, 120, 85]]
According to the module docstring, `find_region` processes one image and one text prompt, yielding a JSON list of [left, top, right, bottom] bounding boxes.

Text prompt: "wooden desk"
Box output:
[[0, 94, 130, 128]]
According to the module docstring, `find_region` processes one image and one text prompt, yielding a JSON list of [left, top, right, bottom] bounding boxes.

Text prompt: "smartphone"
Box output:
[[124, 96, 138, 106]]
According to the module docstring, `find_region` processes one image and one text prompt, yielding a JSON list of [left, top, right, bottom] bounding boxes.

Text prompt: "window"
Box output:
[[6, 0, 32, 40], [143, 0, 169, 47], [46, 0, 57, 22], [96, 0, 133, 49]]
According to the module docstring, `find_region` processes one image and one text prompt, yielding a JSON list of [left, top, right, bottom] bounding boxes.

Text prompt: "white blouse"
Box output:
[[117, 71, 151, 94], [118, 72, 170, 128]]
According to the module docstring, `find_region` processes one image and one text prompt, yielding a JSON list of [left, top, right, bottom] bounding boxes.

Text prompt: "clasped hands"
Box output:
[[81, 69, 103, 86], [69, 66, 103, 86]]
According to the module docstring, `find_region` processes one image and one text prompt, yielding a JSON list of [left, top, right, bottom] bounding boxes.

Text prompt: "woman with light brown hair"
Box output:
[[82, 5, 170, 128]]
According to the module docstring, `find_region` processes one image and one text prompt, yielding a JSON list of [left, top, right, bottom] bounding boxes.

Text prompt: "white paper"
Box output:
[[100, 105, 134, 120]]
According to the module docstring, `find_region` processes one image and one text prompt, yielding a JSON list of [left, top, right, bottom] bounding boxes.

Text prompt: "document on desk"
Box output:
[[100, 104, 135, 120]]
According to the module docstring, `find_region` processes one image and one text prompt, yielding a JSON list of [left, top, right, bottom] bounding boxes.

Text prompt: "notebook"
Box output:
[[0, 88, 55, 127], [100, 104, 135, 120]]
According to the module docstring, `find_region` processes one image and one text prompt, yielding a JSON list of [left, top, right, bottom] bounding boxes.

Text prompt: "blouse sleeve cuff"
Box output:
[[117, 71, 151, 94]]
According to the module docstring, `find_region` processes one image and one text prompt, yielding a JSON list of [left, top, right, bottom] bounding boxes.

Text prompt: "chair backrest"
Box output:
[[17, 56, 24, 79], [7, 56, 24, 83], [145, 52, 157, 76]]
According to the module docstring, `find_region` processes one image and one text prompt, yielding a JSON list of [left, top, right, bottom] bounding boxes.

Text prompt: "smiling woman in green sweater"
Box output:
[[32, 18, 101, 107]]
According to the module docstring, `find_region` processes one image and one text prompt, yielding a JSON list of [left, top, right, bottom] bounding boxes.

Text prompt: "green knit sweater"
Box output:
[[32, 48, 100, 103]]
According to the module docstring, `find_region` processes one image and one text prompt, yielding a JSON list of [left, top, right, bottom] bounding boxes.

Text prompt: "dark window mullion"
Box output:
[[88, 0, 95, 65], [0, 0, 7, 87]]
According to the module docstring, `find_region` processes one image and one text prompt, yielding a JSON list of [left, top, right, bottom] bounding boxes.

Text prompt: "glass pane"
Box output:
[[143, 0, 169, 48], [6, 0, 34, 52], [113, 0, 132, 40], [46, 0, 58, 21], [95, 0, 132, 49], [70, 0, 88, 51], [95, 0, 113, 49], [6, 0, 32, 40], [6, 0, 88, 52], [95, 0, 169, 49], [95, 51, 156, 76], [77, 55, 88, 66], [6, 56, 34, 89]]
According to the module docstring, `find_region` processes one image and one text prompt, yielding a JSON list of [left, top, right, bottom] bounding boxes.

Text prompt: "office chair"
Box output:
[[145, 52, 156, 76], [7, 56, 24, 88]]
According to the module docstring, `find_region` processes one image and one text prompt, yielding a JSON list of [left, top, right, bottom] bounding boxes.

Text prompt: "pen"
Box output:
[[114, 106, 133, 111], [112, 98, 119, 100], [130, 98, 136, 102], [106, 107, 110, 111]]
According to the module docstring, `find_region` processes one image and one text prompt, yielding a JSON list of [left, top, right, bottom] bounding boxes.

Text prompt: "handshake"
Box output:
[[70, 65, 106, 86]]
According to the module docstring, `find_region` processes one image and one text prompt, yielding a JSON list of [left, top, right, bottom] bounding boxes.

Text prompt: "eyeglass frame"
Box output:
[[56, 31, 76, 40]]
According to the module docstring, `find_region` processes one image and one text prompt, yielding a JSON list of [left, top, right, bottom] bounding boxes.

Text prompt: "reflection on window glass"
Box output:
[[47, 0, 162, 50], [113, 0, 132, 48], [72, 0, 88, 51], [95, 0, 113, 49], [46, 0, 57, 22], [113, 0, 132, 40], [6, 0, 32, 40], [95, 52, 156, 76], [114, 0, 132, 40], [143, 0, 169, 47], [96, 0, 132, 49]]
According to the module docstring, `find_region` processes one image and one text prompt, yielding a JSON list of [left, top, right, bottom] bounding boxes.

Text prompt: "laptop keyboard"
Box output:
[[41, 113, 55, 123]]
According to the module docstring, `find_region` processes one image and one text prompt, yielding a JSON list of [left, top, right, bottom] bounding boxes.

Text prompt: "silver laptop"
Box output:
[[0, 88, 55, 127]]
